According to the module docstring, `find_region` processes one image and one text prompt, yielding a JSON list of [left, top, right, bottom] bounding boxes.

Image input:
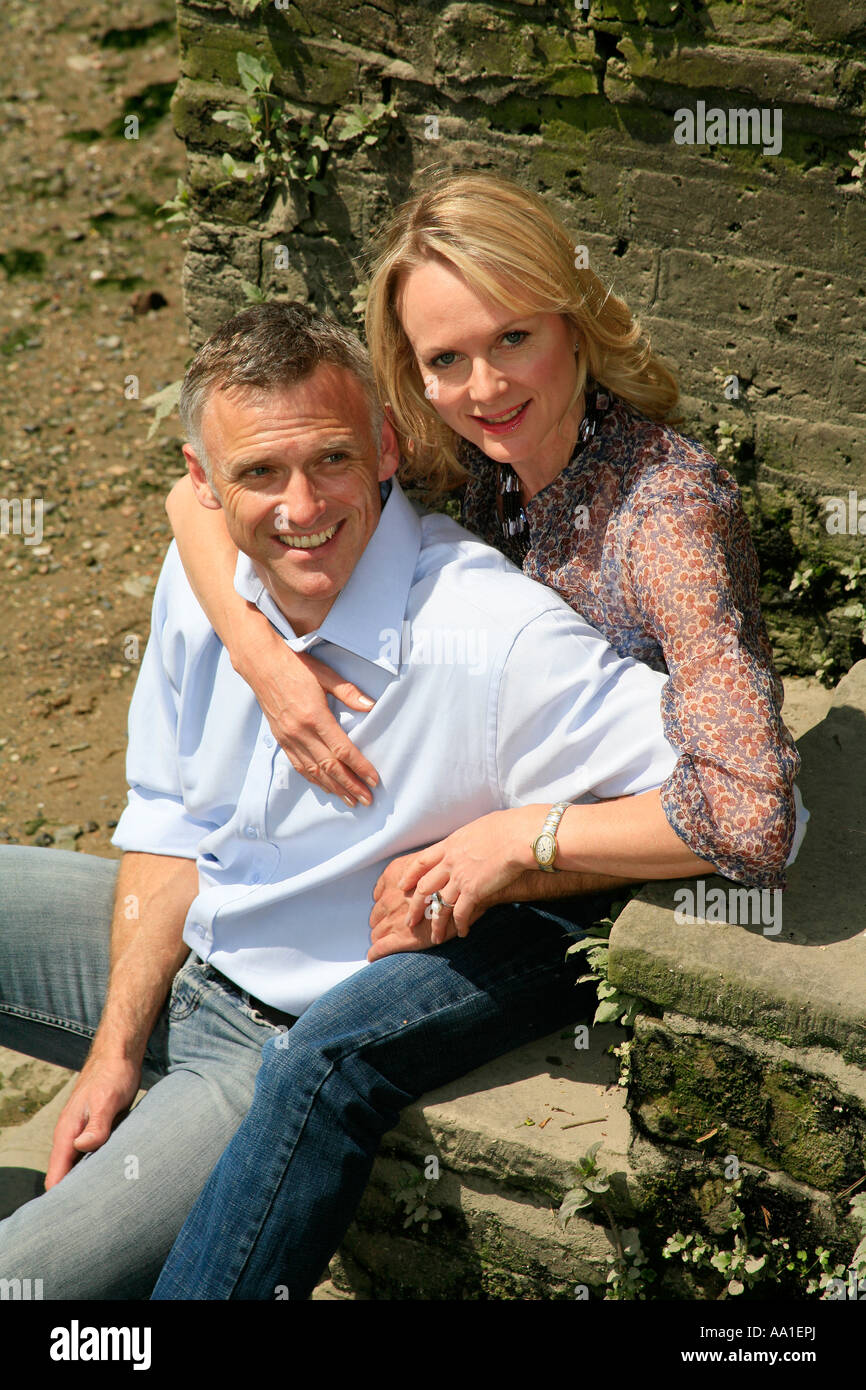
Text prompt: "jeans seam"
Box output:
[[0, 1002, 95, 1040]]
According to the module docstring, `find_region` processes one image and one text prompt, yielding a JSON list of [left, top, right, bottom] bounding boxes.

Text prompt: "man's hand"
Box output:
[[367, 815, 639, 962], [45, 1051, 142, 1189], [391, 811, 533, 940], [368, 846, 502, 961]]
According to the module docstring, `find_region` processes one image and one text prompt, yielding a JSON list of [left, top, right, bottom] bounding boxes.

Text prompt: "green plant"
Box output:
[[559, 1143, 655, 1299], [349, 283, 370, 322], [787, 550, 866, 680], [562, 1158, 866, 1302], [212, 53, 329, 193], [807, 1191, 866, 1299], [566, 896, 643, 1030], [611, 1037, 633, 1087], [392, 1162, 442, 1234], [847, 141, 866, 185], [662, 1179, 859, 1298], [714, 418, 749, 466], [157, 179, 191, 225], [333, 98, 398, 147], [212, 54, 397, 198], [239, 278, 268, 304], [142, 380, 182, 440]]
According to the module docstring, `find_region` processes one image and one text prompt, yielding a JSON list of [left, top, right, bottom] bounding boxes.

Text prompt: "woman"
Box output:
[[164, 173, 802, 937]]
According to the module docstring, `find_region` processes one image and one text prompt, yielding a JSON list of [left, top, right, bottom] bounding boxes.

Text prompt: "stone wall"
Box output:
[[606, 659, 866, 1300], [170, 0, 866, 675]]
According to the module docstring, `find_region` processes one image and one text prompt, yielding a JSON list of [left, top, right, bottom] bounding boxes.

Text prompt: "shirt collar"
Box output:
[[233, 478, 421, 675]]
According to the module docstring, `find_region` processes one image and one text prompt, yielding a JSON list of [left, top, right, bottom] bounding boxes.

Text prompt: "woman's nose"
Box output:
[[467, 356, 507, 404]]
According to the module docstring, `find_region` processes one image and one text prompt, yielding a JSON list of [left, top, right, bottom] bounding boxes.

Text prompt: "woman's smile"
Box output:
[[472, 400, 531, 433]]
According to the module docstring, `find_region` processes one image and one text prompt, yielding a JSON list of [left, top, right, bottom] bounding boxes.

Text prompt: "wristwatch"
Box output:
[[530, 801, 572, 872]]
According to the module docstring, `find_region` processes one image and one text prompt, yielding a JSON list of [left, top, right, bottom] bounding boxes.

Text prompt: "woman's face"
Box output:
[[398, 257, 583, 481]]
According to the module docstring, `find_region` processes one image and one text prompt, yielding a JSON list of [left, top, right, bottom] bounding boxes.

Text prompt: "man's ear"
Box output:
[[377, 415, 401, 483], [183, 443, 222, 510]]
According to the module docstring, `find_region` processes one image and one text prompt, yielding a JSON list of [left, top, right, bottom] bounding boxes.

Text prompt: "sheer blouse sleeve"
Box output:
[[623, 468, 800, 888]]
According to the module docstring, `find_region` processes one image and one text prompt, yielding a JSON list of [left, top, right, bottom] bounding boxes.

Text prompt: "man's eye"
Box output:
[[502, 330, 528, 347], [322, 453, 347, 465], [431, 351, 458, 368]]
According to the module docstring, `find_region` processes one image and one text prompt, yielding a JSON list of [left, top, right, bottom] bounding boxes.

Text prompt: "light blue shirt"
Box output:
[[112, 481, 678, 1015]]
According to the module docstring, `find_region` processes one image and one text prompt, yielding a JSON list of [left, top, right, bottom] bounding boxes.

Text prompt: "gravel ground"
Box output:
[[0, 0, 189, 857]]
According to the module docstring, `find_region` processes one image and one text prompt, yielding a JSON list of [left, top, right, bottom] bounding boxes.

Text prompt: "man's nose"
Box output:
[[278, 472, 326, 530], [467, 356, 507, 405]]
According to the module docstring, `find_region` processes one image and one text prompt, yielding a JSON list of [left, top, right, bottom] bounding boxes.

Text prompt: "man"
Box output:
[[0, 303, 707, 1299]]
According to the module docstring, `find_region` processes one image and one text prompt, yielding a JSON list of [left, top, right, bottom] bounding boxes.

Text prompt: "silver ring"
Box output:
[[431, 891, 455, 912]]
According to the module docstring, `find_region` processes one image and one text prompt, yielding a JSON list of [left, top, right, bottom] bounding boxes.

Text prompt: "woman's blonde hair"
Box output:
[[365, 172, 679, 500]]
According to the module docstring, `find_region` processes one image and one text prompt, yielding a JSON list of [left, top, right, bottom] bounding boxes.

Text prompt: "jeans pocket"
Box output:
[[168, 956, 205, 1022]]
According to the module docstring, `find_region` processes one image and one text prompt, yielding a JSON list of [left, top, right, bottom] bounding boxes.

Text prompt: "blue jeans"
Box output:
[[151, 898, 606, 1300], [0, 846, 290, 1299], [0, 846, 605, 1300]]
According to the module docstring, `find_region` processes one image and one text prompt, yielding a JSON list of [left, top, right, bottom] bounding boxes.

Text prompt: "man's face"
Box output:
[[184, 364, 399, 636]]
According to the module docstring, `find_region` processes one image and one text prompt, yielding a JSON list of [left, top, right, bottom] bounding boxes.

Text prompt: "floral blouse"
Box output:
[[460, 394, 800, 889]]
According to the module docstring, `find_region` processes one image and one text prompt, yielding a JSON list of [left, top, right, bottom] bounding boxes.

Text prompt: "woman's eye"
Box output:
[[431, 351, 458, 368], [502, 330, 527, 347]]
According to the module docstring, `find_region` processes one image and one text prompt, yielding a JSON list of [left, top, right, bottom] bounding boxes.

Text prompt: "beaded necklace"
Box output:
[[497, 384, 610, 554]]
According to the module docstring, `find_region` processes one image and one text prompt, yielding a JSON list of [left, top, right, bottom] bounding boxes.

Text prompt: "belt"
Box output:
[[240, 992, 298, 1030], [201, 960, 298, 1030]]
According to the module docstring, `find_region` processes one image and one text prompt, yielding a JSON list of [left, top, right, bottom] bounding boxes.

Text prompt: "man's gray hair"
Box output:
[[179, 301, 384, 480]]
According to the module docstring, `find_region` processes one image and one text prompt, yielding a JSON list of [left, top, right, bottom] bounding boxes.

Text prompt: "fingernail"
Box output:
[[343, 796, 354, 807], [358, 697, 375, 710], [359, 793, 372, 807], [365, 776, 378, 789]]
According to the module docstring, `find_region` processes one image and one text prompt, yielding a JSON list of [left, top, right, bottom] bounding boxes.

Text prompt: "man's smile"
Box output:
[[275, 521, 341, 550]]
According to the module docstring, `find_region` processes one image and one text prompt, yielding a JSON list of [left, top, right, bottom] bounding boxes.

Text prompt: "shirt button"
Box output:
[[263, 734, 275, 748], [250, 873, 261, 885], [245, 826, 258, 839]]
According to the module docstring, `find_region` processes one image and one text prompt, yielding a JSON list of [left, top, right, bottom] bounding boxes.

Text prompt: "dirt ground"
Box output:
[[0, 0, 190, 857]]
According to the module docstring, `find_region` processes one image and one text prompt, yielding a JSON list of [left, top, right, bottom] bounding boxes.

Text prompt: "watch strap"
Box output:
[[531, 800, 572, 871]]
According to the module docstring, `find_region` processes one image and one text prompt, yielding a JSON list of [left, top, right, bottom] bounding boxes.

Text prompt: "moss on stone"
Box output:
[[434, 9, 597, 97], [631, 1023, 866, 1192]]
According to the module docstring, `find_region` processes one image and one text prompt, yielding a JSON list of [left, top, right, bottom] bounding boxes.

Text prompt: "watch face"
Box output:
[[534, 832, 556, 866]]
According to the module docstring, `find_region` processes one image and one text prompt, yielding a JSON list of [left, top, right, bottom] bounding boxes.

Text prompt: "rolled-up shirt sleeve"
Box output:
[[495, 604, 678, 806], [111, 549, 218, 860], [624, 478, 800, 888]]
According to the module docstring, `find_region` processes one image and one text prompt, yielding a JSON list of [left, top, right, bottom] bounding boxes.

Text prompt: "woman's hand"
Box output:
[[369, 810, 536, 954], [238, 627, 380, 807]]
